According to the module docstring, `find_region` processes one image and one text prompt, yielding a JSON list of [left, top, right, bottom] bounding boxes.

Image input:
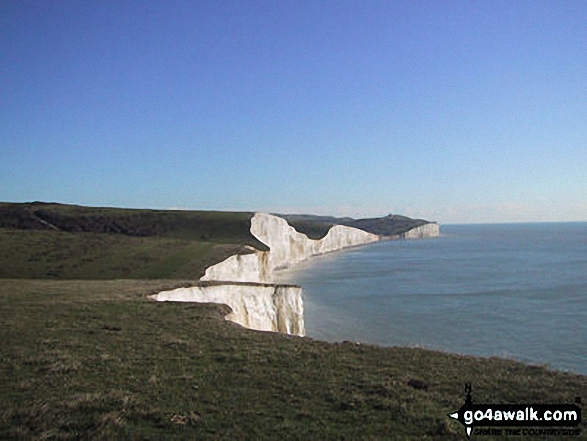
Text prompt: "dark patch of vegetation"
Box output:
[[281, 213, 433, 239], [1, 280, 585, 440], [348, 214, 431, 237], [0, 202, 268, 249], [281, 219, 336, 240], [0, 202, 269, 280]]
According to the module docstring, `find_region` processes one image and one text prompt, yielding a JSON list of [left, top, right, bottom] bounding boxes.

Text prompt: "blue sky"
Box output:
[[1, 1, 586, 223]]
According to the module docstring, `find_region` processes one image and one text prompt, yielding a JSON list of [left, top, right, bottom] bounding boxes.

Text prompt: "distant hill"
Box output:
[[0, 202, 267, 280], [280, 213, 433, 239], [0, 202, 266, 248]]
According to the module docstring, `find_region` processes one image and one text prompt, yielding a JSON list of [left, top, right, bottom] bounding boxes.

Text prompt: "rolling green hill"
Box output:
[[281, 213, 432, 239], [0, 202, 268, 280], [0, 202, 266, 245]]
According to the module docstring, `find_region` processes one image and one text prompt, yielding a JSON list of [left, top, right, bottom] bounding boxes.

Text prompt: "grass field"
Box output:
[[1, 280, 585, 440], [0, 229, 246, 280], [0, 202, 266, 247], [0, 203, 266, 280]]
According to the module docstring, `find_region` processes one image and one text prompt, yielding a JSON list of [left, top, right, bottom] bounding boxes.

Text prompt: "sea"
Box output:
[[276, 222, 587, 375]]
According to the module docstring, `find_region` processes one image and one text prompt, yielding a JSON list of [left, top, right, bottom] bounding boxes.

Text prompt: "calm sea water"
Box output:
[[276, 223, 587, 375]]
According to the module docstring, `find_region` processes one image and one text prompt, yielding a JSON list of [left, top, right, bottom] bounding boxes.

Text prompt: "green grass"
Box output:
[[283, 219, 335, 240], [1, 280, 585, 440], [0, 202, 268, 248], [0, 229, 246, 280], [282, 213, 431, 238], [0, 202, 272, 280]]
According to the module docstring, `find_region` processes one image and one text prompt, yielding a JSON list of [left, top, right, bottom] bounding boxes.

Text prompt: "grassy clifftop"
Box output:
[[0, 202, 435, 279], [0, 202, 268, 280], [0, 202, 266, 245], [1, 279, 585, 440], [282, 213, 432, 239]]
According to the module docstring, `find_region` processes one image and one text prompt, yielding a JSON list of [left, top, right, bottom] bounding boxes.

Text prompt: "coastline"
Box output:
[[2, 205, 585, 439], [151, 213, 381, 335], [152, 213, 440, 339], [3, 276, 585, 439], [283, 223, 587, 376]]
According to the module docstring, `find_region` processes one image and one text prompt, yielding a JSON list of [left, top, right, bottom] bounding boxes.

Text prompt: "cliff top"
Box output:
[[280, 213, 435, 239], [0, 202, 434, 279], [0, 202, 267, 280], [2, 278, 585, 439]]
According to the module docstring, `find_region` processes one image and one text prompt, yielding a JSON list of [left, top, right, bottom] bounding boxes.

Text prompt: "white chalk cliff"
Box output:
[[153, 213, 439, 337], [201, 213, 380, 284], [155, 282, 304, 335], [153, 213, 380, 336], [400, 222, 440, 239]]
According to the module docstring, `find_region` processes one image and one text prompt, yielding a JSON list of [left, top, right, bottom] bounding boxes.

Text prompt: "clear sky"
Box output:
[[1, 1, 586, 224]]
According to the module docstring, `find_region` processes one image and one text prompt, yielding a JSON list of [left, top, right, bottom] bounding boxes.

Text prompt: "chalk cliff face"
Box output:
[[200, 252, 271, 284], [400, 222, 440, 239], [202, 213, 380, 283], [154, 213, 381, 337], [154, 213, 438, 336], [153, 283, 304, 336]]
